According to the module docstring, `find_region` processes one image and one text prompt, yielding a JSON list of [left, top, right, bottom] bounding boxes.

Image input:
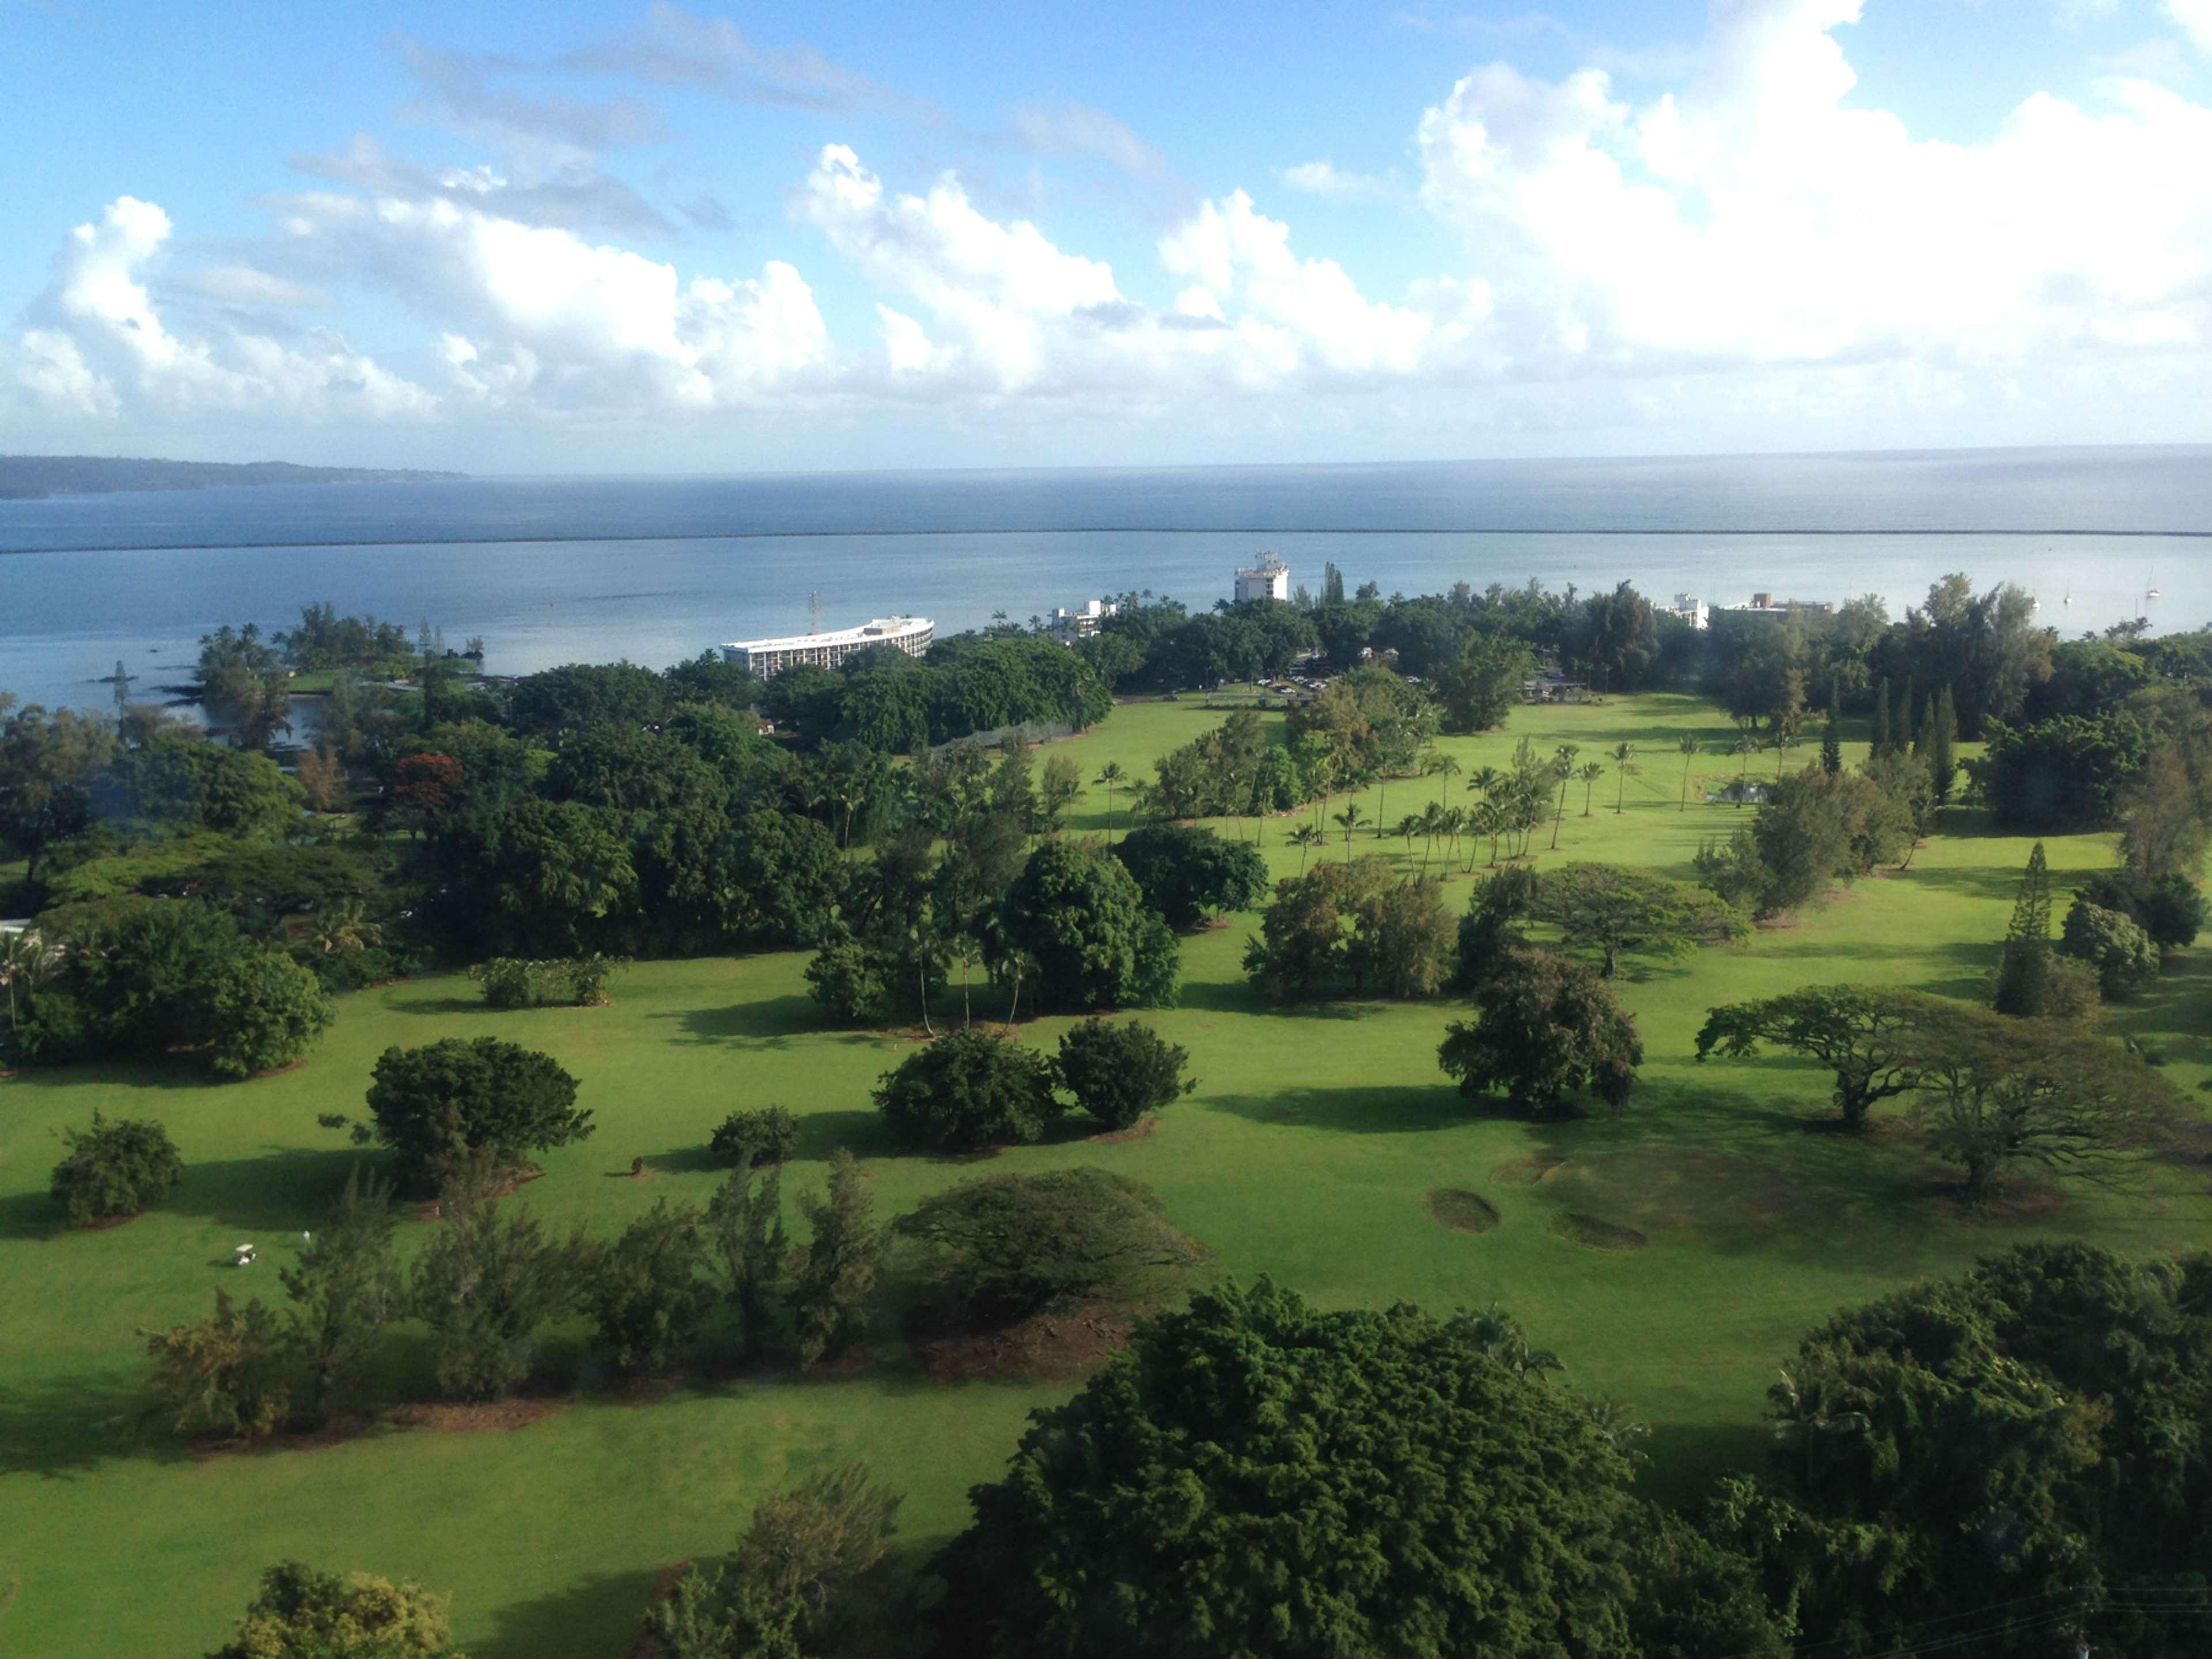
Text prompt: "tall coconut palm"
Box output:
[[1429, 752, 1463, 809], [1289, 823, 1326, 875], [1677, 733, 1700, 811], [1733, 732, 1760, 804], [1548, 745, 1580, 851], [1334, 802, 1367, 859], [1394, 813, 1422, 870], [1577, 760, 1605, 816], [1093, 762, 1127, 842], [1610, 742, 1638, 813]]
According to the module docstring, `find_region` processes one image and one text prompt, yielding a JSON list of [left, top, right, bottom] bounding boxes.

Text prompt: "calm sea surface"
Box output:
[[3, 447, 2208, 714]]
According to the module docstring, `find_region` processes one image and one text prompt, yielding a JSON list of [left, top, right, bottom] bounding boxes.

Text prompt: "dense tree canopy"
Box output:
[[365, 1037, 593, 1191], [873, 1029, 1065, 1153], [1439, 948, 1642, 1118], [1696, 985, 1952, 1131], [206, 1560, 467, 1659], [1055, 1017, 1194, 1130], [933, 1279, 1661, 1659], [1001, 840, 1179, 1012], [1111, 823, 1268, 930]]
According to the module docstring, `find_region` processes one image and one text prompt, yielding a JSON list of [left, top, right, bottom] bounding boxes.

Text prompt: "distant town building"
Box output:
[[1726, 593, 1835, 618], [1048, 599, 1117, 642], [1233, 552, 1290, 604], [718, 615, 933, 679], [1665, 593, 1712, 630]]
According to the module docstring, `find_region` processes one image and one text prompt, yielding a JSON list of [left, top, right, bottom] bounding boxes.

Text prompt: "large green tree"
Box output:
[[1439, 948, 1642, 1118], [1000, 840, 1179, 1011], [1528, 862, 1750, 979], [1055, 1017, 1194, 1131], [206, 1560, 467, 1659], [874, 1028, 1065, 1153], [1695, 986, 1952, 1132], [1111, 823, 1268, 930], [931, 1279, 1656, 1658], [365, 1038, 593, 1192]]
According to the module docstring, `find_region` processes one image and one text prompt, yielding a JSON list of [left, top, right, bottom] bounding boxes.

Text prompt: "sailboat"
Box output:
[[2146, 567, 2162, 603]]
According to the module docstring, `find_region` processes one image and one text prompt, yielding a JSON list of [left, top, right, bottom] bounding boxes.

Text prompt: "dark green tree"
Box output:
[[649, 1465, 903, 1659], [1438, 948, 1642, 1118], [585, 1199, 711, 1373], [1695, 986, 1948, 1132], [208, 952, 336, 1079], [1990, 841, 2055, 1017], [895, 1168, 1201, 1327], [364, 1038, 593, 1192], [1111, 823, 1268, 930], [2058, 898, 2159, 1000], [279, 1168, 403, 1419], [1731, 1243, 2212, 1657], [1819, 695, 1842, 776], [1925, 683, 1959, 804], [708, 1105, 800, 1168], [410, 1183, 586, 1401], [1528, 862, 1751, 978], [51, 1111, 183, 1226], [874, 1029, 1065, 1153], [1055, 1017, 1194, 1131], [1870, 675, 1891, 756], [791, 1150, 883, 1367], [932, 1279, 1652, 1659], [706, 1165, 787, 1362], [1000, 840, 1179, 1010]]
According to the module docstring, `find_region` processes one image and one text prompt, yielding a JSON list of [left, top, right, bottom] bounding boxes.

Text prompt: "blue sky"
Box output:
[[4, 0, 2211, 472]]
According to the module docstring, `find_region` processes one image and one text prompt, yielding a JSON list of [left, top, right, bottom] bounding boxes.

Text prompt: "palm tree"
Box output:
[[1677, 733, 1700, 812], [1548, 745, 1580, 851], [1471, 800, 1504, 867], [1334, 802, 1367, 859], [1468, 765, 1504, 804], [309, 900, 382, 956], [1394, 813, 1422, 869], [1289, 823, 1326, 875], [1577, 760, 1605, 816], [1732, 732, 1760, 805], [1610, 742, 1638, 813], [1094, 762, 1127, 842], [1429, 752, 1463, 809], [949, 933, 983, 1031], [0, 929, 60, 1033]]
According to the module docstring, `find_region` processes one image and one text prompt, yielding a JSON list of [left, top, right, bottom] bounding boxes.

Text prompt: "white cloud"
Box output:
[[1279, 161, 1399, 200], [2171, 0, 2212, 52], [1412, 0, 2212, 376], [1004, 101, 1168, 177], [12, 198, 435, 422]]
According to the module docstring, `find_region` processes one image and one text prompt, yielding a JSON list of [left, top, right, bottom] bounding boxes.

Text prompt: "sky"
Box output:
[[3, 0, 2212, 474]]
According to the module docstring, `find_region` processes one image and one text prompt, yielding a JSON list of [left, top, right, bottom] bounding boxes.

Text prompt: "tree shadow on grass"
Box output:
[[380, 994, 483, 1016], [1206, 1084, 1461, 1135], [656, 996, 886, 1051], [475, 1566, 665, 1659], [0, 1369, 169, 1479], [795, 1109, 892, 1162], [158, 1147, 371, 1232]]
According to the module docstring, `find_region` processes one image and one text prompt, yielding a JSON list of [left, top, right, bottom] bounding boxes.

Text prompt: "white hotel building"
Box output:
[[718, 615, 934, 680]]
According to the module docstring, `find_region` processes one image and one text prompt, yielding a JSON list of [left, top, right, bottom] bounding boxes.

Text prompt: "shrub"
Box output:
[[410, 1185, 588, 1400], [805, 936, 896, 1025], [144, 1289, 290, 1442], [874, 1029, 1065, 1153], [585, 1199, 710, 1373], [709, 1105, 800, 1168], [207, 1560, 465, 1659], [209, 951, 336, 1078], [896, 1168, 1202, 1327], [2059, 899, 2160, 1000], [50, 1111, 183, 1225], [1056, 1019, 1194, 1131], [365, 1037, 593, 1192], [791, 1151, 883, 1367], [2077, 868, 2207, 950], [559, 952, 624, 1006], [649, 1465, 902, 1659], [469, 957, 539, 1009]]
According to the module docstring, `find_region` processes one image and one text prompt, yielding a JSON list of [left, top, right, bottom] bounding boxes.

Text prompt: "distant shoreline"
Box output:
[[1, 524, 2207, 556], [0, 454, 465, 502]]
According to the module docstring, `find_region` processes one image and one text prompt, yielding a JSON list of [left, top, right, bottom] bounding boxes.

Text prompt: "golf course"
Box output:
[[5, 692, 2208, 1657]]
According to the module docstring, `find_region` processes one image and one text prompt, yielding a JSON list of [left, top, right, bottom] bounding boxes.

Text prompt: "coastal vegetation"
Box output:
[[3, 573, 2212, 1656]]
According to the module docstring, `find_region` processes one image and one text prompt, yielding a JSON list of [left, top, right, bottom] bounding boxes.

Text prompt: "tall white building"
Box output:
[[1234, 552, 1290, 603], [718, 616, 933, 679], [1048, 599, 1116, 642]]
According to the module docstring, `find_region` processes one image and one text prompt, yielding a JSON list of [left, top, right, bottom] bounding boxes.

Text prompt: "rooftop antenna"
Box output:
[[808, 590, 824, 634]]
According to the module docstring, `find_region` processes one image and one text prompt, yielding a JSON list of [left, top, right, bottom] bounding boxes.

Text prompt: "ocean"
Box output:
[[2, 446, 2207, 715]]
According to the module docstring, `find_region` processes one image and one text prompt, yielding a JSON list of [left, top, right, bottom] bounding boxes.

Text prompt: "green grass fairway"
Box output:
[[5, 693, 2210, 1656]]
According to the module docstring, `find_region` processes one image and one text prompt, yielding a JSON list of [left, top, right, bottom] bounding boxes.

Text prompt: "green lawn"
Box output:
[[5, 693, 2209, 1657]]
